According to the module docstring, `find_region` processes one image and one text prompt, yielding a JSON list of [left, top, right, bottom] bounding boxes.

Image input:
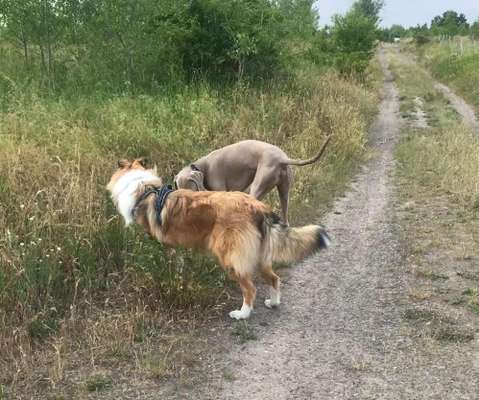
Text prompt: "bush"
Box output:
[[330, 10, 377, 75], [414, 32, 431, 46]]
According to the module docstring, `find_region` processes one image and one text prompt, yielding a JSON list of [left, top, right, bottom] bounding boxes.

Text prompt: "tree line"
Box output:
[[0, 0, 384, 93], [379, 10, 479, 43]]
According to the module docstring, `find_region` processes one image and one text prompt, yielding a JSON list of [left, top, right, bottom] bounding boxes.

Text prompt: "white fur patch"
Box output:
[[229, 302, 252, 320], [111, 170, 157, 226], [265, 284, 281, 308]]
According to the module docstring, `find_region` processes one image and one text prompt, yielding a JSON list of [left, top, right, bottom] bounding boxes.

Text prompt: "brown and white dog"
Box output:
[[107, 158, 330, 320]]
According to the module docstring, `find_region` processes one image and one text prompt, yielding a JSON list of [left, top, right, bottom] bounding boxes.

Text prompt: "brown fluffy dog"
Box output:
[[107, 158, 330, 320]]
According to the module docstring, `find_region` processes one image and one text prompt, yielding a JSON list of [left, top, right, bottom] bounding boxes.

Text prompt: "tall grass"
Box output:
[[396, 123, 479, 206], [0, 61, 379, 387], [419, 37, 479, 109]]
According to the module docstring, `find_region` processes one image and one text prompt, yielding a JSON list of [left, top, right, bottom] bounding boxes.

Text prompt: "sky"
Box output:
[[316, 0, 479, 28]]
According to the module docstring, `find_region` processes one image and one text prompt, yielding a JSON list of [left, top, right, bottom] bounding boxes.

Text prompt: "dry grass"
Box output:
[[0, 63, 380, 397]]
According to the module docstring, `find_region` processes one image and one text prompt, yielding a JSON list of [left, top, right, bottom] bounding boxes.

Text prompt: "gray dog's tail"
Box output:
[[283, 135, 331, 166], [261, 213, 330, 265]]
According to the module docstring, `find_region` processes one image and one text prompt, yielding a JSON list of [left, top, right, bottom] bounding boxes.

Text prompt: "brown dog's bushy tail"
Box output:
[[262, 213, 330, 265]]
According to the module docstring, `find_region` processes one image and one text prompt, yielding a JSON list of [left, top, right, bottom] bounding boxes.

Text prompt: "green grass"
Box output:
[[403, 308, 440, 322], [231, 321, 257, 344], [415, 270, 449, 281], [403, 308, 474, 343], [84, 373, 112, 392]]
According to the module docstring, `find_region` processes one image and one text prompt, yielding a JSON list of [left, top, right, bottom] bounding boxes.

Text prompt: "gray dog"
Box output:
[[175, 137, 330, 224]]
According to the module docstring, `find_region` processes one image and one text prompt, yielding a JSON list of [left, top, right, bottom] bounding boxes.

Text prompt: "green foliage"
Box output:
[[309, 0, 382, 76], [431, 10, 469, 37], [380, 11, 479, 42], [470, 20, 479, 39], [0, 0, 322, 90], [351, 0, 383, 23], [378, 24, 406, 42], [329, 9, 378, 75], [84, 374, 112, 392], [184, 0, 284, 81], [414, 31, 431, 46]]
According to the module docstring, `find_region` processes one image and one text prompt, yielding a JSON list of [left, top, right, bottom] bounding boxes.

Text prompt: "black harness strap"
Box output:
[[132, 184, 174, 226]]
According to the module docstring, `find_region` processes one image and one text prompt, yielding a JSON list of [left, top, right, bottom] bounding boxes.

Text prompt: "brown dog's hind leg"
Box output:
[[228, 270, 256, 320], [261, 264, 281, 308]]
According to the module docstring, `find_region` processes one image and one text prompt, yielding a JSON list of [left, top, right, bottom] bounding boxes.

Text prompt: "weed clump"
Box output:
[[231, 321, 257, 344], [84, 373, 112, 392]]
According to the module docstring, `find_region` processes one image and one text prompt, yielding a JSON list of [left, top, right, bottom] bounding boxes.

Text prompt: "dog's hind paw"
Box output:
[[229, 306, 252, 320], [264, 299, 280, 309]]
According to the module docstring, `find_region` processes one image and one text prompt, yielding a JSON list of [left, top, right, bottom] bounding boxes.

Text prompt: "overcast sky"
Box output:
[[316, 0, 479, 28]]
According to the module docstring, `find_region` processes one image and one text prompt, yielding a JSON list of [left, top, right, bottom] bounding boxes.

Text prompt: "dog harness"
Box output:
[[132, 184, 174, 226]]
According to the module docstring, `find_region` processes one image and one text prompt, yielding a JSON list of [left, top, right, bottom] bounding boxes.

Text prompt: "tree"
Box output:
[[277, 0, 318, 40], [183, 0, 284, 81], [470, 19, 479, 39], [431, 10, 469, 37], [351, 0, 384, 23], [0, 0, 363, 90], [0, 0, 36, 68], [311, 0, 382, 75], [1, 0, 66, 87], [330, 9, 377, 75]]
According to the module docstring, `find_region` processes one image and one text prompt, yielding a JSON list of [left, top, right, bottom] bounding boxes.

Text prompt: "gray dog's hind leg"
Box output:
[[249, 166, 290, 225], [276, 167, 292, 225], [277, 181, 290, 226], [249, 167, 277, 201]]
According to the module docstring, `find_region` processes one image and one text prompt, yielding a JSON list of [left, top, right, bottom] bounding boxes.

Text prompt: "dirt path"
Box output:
[[434, 82, 479, 133], [211, 46, 406, 400]]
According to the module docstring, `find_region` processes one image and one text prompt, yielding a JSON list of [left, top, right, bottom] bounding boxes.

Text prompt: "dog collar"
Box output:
[[132, 184, 174, 226]]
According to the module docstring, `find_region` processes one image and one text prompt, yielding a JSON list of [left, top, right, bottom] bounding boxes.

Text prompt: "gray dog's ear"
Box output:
[[189, 170, 206, 191]]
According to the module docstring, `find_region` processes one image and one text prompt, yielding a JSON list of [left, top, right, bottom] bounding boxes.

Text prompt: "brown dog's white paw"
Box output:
[[264, 299, 280, 309], [229, 304, 252, 320]]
